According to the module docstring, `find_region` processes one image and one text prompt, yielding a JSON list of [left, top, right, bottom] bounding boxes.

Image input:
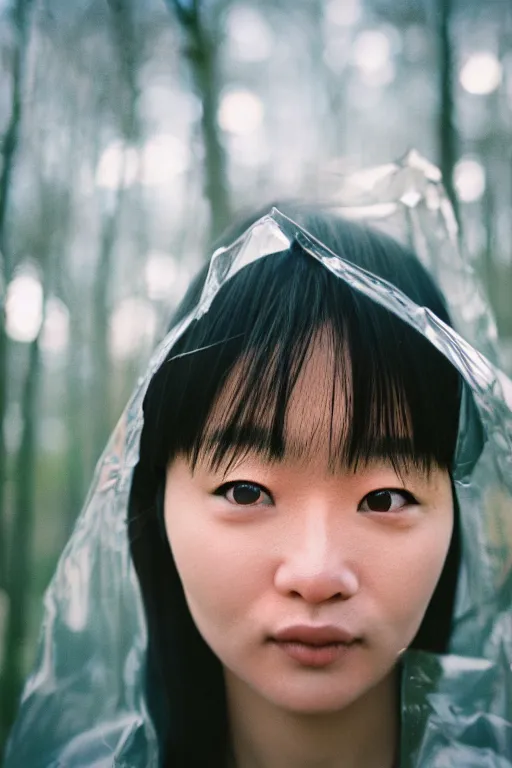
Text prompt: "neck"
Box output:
[[225, 668, 400, 768]]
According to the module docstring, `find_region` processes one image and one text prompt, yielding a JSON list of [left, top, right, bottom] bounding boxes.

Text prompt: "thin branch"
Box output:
[[0, 0, 35, 593], [164, 0, 231, 241], [437, 0, 460, 227]]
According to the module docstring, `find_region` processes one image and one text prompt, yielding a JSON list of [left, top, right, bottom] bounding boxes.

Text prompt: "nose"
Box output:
[[273, 512, 360, 604]]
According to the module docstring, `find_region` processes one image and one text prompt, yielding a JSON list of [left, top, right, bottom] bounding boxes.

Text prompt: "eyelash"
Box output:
[[214, 481, 418, 512], [358, 488, 418, 513], [214, 481, 274, 507]]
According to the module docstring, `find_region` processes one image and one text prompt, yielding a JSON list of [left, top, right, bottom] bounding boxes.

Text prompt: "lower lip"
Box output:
[[271, 640, 358, 667]]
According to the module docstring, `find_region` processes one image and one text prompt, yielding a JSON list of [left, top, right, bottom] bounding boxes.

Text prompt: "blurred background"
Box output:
[[0, 0, 511, 750]]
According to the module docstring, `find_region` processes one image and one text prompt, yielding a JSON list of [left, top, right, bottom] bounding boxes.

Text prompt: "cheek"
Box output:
[[372, 515, 453, 639], [165, 500, 268, 637]]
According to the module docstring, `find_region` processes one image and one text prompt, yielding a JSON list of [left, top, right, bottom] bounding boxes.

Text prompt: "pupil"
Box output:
[[233, 483, 260, 505], [368, 490, 392, 512]]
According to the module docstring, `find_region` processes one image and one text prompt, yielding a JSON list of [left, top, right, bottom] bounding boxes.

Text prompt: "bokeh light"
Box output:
[[459, 52, 502, 96], [97, 135, 190, 189], [218, 89, 264, 135], [226, 5, 272, 62], [40, 297, 70, 355], [6, 267, 43, 343], [141, 134, 190, 185], [325, 0, 361, 27], [454, 157, 486, 203], [109, 297, 158, 361], [96, 141, 138, 189], [352, 29, 395, 86], [145, 251, 190, 303]]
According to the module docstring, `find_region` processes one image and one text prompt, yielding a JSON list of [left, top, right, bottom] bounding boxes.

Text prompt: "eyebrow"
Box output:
[[204, 423, 417, 466]]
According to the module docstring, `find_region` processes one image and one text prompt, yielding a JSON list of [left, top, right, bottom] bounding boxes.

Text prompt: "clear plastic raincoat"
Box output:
[[4, 151, 512, 767]]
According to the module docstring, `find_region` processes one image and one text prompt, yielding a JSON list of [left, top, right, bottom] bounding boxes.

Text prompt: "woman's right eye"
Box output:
[[215, 481, 273, 507]]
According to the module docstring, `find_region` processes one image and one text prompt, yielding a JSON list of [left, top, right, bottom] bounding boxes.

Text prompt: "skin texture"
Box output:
[[164, 338, 454, 768]]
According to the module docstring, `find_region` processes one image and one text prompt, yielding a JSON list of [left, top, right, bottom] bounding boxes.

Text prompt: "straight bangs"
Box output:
[[146, 242, 461, 477]]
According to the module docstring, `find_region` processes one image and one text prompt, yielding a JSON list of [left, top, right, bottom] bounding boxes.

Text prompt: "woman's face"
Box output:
[[164, 341, 454, 714]]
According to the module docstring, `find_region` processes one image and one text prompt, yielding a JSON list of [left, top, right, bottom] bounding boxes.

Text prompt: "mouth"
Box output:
[[269, 639, 360, 667], [268, 625, 362, 668], [271, 624, 359, 645]]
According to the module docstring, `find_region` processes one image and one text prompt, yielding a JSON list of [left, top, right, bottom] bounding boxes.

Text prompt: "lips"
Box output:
[[271, 624, 359, 646], [269, 625, 360, 668]]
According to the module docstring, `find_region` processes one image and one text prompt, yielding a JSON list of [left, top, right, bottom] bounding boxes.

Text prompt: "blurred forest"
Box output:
[[0, 0, 512, 751]]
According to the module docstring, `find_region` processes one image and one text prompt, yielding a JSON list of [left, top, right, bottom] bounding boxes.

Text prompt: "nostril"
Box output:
[[288, 588, 350, 603], [274, 561, 360, 603]]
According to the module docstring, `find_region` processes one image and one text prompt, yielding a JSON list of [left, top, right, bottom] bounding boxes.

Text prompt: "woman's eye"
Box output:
[[215, 481, 273, 507], [359, 489, 417, 513]]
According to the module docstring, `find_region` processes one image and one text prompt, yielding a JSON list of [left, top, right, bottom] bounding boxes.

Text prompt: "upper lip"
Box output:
[[271, 624, 358, 646]]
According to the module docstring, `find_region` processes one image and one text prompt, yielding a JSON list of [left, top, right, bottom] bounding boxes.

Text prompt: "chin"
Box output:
[[257, 677, 370, 715]]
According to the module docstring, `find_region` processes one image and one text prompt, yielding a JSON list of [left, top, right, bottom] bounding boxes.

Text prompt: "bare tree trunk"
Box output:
[[0, 164, 68, 737], [90, 0, 142, 459], [60, 228, 86, 538], [477, 0, 510, 332], [63, 312, 86, 539], [306, 0, 350, 186], [437, 0, 460, 226], [165, 0, 230, 241], [0, 335, 41, 743], [91, 187, 125, 456], [0, 0, 35, 591], [482, 156, 496, 309], [0, 173, 60, 746], [107, 0, 140, 143], [53, 123, 86, 539], [0, 325, 8, 591]]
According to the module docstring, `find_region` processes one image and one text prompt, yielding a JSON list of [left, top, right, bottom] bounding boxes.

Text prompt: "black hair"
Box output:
[[128, 206, 462, 768]]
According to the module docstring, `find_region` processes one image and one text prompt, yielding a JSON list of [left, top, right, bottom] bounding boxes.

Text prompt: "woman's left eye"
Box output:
[[359, 488, 417, 513], [214, 481, 273, 507]]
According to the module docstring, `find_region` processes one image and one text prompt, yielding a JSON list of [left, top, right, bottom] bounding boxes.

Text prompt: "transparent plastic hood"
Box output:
[[4, 151, 512, 767]]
